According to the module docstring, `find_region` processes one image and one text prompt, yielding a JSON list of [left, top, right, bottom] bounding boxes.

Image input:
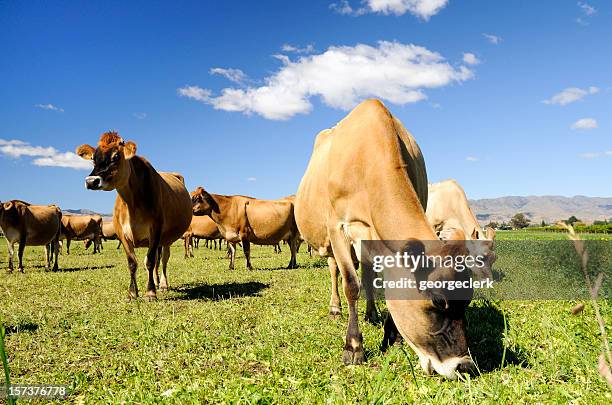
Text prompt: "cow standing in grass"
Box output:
[[0, 199, 61, 272], [61, 214, 103, 254], [77, 132, 192, 300], [191, 188, 299, 270], [294, 99, 475, 378]]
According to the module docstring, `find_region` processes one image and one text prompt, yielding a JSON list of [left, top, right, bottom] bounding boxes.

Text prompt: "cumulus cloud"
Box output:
[[483, 33, 501, 44], [462, 53, 480, 65], [542, 86, 599, 106], [178, 41, 473, 120], [0, 138, 92, 170], [571, 118, 597, 130], [576, 2, 596, 25], [579, 151, 612, 159], [466, 156, 478, 162], [331, 0, 448, 20], [210, 68, 248, 84], [34, 103, 64, 112]]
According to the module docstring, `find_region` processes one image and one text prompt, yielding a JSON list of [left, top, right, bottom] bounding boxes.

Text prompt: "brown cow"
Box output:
[[426, 179, 497, 278], [0, 199, 61, 272], [183, 215, 222, 258], [61, 214, 103, 254], [85, 220, 121, 251], [191, 189, 299, 270], [294, 99, 474, 378], [76, 132, 192, 300]]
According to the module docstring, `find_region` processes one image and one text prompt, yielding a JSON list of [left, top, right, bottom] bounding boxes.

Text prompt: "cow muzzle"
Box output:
[[85, 176, 103, 190]]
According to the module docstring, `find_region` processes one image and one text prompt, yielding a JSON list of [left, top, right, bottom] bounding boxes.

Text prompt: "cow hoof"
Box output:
[[18, 268, 24, 274], [126, 291, 138, 301], [145, 291, 157, 301], [329, 307, 342, 319], [52, 266, 59, 272], [364, 312, 380, 324], [342, 348, 364, 365], [159, 285, 168, 292]]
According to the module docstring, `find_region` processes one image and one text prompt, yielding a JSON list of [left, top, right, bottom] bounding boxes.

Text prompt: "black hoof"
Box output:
[[342, 348, 365, 365]]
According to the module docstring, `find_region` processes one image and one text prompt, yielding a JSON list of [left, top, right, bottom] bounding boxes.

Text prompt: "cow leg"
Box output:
[[228, 242, 236, 269], [7, 241, 14, 272], [116, 240, 121, 249], [144, 231, 162, 301], [52, 233, 59, 271], [159, 245, 171, 292], [152, 246, 162, 288], [44, 244, 51, 270], [184, 236, 189, 259], [328, 256, 342, 318], [243, 240, 253, 270], [381, 313, 404, 352], [122, 239, 139, 300], [329, 227, 364, 365], [286, 238, 298, 269], [66, 239, 71, 255], [17, 236, 26, 273]]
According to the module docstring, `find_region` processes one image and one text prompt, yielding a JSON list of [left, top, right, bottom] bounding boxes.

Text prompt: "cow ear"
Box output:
[[123, 141, 137, 159], [3, 201, 13, 210], [485, 227, 496, 240], [76, 144, 95, 160], [205, 192, 220, 214]]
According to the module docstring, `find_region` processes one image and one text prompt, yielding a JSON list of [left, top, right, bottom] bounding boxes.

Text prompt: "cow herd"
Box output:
[[1, 99, 496, 379]]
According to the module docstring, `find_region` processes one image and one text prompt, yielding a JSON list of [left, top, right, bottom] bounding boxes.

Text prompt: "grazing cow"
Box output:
[[0, 200, 61, 272], [426, 179, 497, 278], [85, 220, 121, 251], [294, 99, 474, 378], [183, 215, 222, 258], [61, 214, 103, 254], [76, 132, 192, 300], [191, 189, 299, 270]]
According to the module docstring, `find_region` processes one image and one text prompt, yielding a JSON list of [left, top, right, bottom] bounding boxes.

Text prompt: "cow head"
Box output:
[[191, 187, 220, 216], [0, 201, 24, 227], [76, 131, 137, 191], [386, 230, 475, 379]]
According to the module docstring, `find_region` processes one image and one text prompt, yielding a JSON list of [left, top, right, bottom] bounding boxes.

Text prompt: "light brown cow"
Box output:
[[294, 99, 474, 378], [61, 214, 103, 254], [85, 220, 121, 251], [426, 179, 496, 278], [183, 215, 222, 258], [191, 189, 299, 270], [76, 132, 192, 300], [0, 199, 61, 272]]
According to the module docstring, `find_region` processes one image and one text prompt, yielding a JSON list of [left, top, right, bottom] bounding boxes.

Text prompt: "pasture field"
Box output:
[[1, 231, 611, 403]]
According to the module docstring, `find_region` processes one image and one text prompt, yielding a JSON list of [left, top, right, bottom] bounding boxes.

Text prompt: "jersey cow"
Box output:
[[183, 215, 222, 258], [77, 132, 192, 300], [191, 189, 299, 270], [426, 179, 496, 278], [61, 214, 103, 254], [294, 99, 475, 379], [0, 200, 61, 272]]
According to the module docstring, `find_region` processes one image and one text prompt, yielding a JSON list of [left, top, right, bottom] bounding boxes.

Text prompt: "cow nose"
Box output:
[[85, 176, 102, 190], [455, 358, 475, 374]]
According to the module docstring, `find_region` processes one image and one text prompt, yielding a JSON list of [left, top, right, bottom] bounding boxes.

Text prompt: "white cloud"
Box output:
[[34, 103, 64, 112], [542, 86, 599, 106], [247, 177, 257, 182], [579, 151, 612, 159], [571, 118, 598, 130], [133, 112, 147, 119], [0, 138, 92, 170], [466, 156, 478, 162], [462, 52, 480, 65], [483, 33, 501, 45], [178, 41, 474, 120], [281, 44, 315, 54], [578, 2, 596, 16], [209, 68, 248, 84], [331, 0, 448, 20]]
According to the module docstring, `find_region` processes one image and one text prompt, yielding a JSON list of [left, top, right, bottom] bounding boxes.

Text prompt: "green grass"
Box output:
[[0, 232, 611, 403]]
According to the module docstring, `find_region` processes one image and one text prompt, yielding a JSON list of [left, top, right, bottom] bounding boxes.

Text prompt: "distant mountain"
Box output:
[[469, 196, 612, 225], [63, 209, 112, 218]]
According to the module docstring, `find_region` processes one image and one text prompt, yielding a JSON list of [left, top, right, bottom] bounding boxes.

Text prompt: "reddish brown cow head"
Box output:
[[76, 132, 137, 191], [191, 187, 220, 216]]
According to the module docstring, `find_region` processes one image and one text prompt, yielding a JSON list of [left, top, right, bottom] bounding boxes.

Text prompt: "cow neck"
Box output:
[[208, 194, 232, 224], [115, 156, 156, 211]]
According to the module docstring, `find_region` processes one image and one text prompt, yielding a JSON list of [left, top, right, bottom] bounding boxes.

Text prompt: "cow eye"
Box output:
[[111, 153, 120, 162], [431, 293, 448, 310]]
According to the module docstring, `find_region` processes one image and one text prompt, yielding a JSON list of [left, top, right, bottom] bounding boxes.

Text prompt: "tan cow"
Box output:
[[85, 220, 121, 251], [191, 189, 299, 270], [426, 179, 496, 278], [294, 99, 474, 378], [61, 214, 103, 254], [0, 200, 61, 272], [183, 215, 222, 258], [77, 131, 192, 300]]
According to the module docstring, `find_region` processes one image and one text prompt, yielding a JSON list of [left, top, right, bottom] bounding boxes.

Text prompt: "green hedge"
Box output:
[[526, 224, 612, 234]]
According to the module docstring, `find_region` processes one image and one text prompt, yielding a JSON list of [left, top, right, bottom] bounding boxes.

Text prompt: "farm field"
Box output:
[[1, 231, 611, 403]]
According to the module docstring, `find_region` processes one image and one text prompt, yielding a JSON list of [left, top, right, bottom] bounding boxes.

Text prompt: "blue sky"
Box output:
[[1, 0, 610, 213]]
